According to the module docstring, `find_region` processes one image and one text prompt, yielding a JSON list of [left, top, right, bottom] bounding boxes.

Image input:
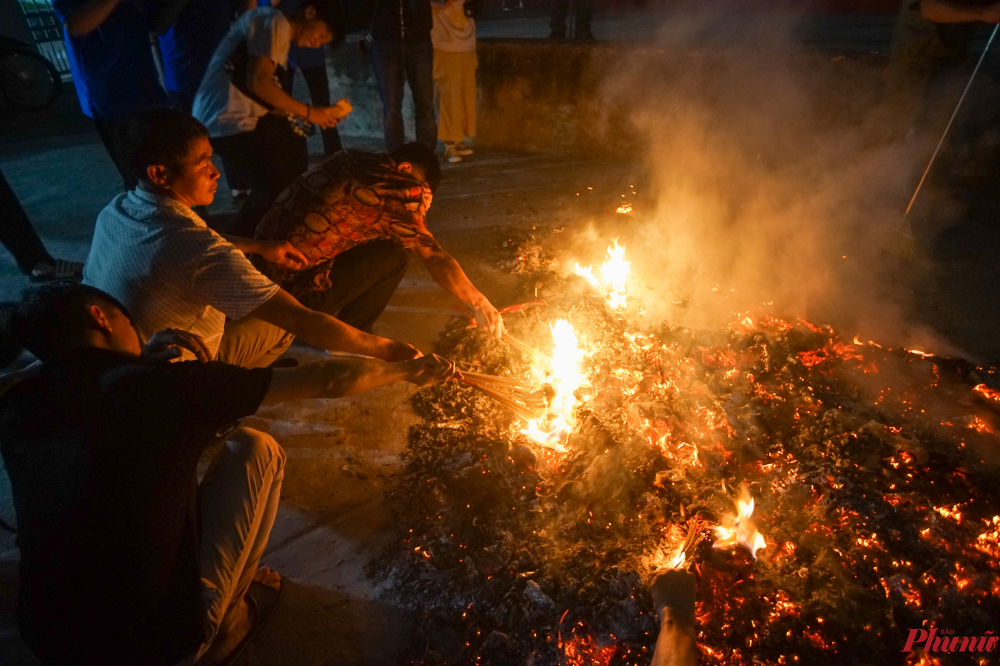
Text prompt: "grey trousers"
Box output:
[[175, 427, 286, 665]]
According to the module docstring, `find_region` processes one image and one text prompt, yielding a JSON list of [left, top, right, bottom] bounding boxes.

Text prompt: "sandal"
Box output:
[[213, 579, 283, 666]]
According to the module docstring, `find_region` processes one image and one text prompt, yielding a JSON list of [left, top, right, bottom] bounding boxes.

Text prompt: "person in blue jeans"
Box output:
[[52, 0, 170, 190], [369, 0, 438, 152]]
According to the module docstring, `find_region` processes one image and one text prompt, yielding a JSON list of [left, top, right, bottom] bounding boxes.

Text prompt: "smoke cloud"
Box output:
[[564, 7, 960, 353]]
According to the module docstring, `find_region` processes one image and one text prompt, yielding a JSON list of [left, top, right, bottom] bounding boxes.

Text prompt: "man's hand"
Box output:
[[384, 340, 423, 361], [310, 99, 353, 128], [256, 240, 309, 270], [472, 299, 505, 339], [143, 329, 213, 362], [401, 354, 461, 386]]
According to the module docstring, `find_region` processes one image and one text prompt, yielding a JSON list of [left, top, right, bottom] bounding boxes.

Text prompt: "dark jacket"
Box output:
[[370, 0, 432, 42]]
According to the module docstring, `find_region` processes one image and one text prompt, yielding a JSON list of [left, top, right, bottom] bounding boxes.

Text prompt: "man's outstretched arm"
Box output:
[[920, 0, 1000, 23], [244, 288, 421, 361], [262, 353, 458, 404], [411, 242, 504, 338]]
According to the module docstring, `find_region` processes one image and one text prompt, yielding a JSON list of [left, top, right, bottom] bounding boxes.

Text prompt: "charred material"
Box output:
[[367, 249, 1000, 666]]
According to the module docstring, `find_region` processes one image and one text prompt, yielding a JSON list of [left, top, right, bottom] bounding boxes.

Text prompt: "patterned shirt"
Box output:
[[84, 188, 279, 357], [255, 150, 438, 308]]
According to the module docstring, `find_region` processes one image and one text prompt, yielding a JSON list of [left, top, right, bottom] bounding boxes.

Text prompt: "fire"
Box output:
[[573, 239, 631, 310], [521, 319, 587, 450], [973, 383, 1000, 402], [616, 202, 633, 214], [713, 483, 767, 561]]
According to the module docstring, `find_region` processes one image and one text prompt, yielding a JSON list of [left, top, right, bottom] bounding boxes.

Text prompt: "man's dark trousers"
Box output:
[[314, 239, 410, 333], [550, 0, 593, 36], [369, 38, 437, 153], [210, 115, 308, 238]]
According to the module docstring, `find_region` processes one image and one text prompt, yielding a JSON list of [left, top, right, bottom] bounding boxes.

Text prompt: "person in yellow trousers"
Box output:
[[431, 0, 477, 163]]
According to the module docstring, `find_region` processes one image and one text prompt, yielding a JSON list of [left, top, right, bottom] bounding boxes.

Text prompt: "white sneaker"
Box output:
[[444, 144, 462, 163], [455, 142, 473, 156]]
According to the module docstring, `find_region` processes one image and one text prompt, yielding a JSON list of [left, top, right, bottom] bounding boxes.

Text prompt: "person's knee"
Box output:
[[227, 427, 286, 476]]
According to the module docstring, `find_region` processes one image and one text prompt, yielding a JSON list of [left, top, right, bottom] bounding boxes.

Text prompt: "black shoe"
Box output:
[[549, 26, 566, 39]]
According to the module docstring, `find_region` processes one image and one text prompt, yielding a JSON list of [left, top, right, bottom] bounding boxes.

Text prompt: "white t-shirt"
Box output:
[[84, 188, 280, 357], [192, 8, 292, 138], [431, 0, 476, 52]]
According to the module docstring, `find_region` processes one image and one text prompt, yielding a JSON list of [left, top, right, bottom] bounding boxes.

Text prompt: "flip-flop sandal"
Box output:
[[29, 259, 84, 283], [215, 580, 283, 666]]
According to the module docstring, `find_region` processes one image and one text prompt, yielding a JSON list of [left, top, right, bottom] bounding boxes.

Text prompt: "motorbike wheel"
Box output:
[[0, 47, 61, 111]]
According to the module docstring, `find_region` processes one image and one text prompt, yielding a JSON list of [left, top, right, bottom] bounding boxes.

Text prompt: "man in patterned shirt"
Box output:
[[253, 142, 504, 337]]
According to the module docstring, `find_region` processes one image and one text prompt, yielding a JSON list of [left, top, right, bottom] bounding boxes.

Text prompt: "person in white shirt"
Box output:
[[431, 0, 478, 163], [85, 107, 421, 368], [192, 0, 352, 237]]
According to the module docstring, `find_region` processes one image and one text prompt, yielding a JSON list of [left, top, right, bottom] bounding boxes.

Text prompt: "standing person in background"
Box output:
[[159, 0, 256, 202], [1, 170, 83, 282], [52, 0, 169, 190], [158, 0, 253, 112], [549, 0, 594, 40], [431, 0, 477, 164], [192, 0, 352, 237], [369, 0, 438, 152], [274, 0, 345, 155], [887, 1, 1000, 168]]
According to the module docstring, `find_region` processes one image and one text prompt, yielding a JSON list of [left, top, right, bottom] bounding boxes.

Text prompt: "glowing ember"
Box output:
[[573, 239, 631, 310], [712, 483, 767, 561], [616, 202, 633, 214], [560, 634, 616, 666], [973, 383, 1000, 402], [521, 319, 587, 450]]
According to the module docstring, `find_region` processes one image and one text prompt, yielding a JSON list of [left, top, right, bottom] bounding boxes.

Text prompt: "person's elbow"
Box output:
[[247, 67, 274, 97]]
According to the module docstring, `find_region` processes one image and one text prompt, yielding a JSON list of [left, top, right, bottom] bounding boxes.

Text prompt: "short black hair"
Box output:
[[1, 282, 129, 361], [115, 107, 209, 185], [300, 0, 346, 48], [391, 142, 442, 193]]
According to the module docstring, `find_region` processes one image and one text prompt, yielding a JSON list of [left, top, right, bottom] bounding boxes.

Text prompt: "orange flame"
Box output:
[[521, 319, 587, 450], [713, 483, 767, 561], [573, 239, 631, 310]]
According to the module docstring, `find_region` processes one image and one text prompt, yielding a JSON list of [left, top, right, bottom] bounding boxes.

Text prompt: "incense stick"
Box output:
[[502, 333, 555, 374], [462, 378, 542, 422]]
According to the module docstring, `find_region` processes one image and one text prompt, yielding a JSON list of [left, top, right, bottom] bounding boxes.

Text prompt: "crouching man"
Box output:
[[0, 282, 456, 666], [253, 143, 505, 339]]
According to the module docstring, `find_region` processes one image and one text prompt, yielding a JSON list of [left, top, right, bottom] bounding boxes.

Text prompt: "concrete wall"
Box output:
[[329, 38, 889, 154]]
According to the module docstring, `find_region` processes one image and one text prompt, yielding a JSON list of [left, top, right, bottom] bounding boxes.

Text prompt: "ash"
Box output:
[[366, 241, 1000, 666]]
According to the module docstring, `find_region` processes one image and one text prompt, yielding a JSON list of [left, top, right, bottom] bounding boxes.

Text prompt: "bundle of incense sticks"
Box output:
[[462, 377, 542, 422], [461, 371, 549, 406], [502, 333, 555, 374], [672, 518, 707, 570]]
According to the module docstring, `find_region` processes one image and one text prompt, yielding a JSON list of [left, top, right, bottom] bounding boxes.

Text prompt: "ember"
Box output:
[[367, 235, 1000, 665]]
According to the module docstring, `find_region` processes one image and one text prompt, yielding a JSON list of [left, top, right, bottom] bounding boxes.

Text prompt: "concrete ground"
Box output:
[[0, 98, 637, 666], [2, 10, 1000, 666]]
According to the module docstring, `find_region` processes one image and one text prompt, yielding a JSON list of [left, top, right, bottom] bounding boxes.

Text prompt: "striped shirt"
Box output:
[[84, 188, 279, 357]]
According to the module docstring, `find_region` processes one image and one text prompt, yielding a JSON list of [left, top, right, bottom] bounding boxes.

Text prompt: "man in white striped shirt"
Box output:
[[85, 107, 420, 367]]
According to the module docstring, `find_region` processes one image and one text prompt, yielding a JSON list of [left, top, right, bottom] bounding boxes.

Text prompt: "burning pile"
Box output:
[[366, 237, 1000, 666]]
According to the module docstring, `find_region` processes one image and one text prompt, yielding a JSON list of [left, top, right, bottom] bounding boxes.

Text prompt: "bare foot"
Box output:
[[254, 566, 281, 590]]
